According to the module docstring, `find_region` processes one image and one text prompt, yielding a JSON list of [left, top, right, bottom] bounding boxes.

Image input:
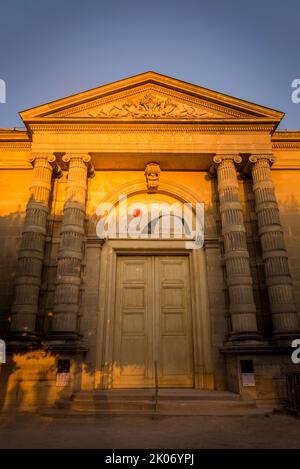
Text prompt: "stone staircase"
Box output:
[[44, 389, 274, 416]]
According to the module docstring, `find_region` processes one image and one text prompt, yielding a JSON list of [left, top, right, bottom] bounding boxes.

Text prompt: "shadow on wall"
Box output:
[[0, 350, 97, 413], [0, 351, 53, 413], [0, 208, 25, 338]]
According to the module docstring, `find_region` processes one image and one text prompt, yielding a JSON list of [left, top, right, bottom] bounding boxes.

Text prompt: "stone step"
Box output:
[[72, 400, 155, 411], [71, 399, 256, 412], [72, 389, 242, 402], [41, 407, 272, 417], [50, 389, 267, 416]]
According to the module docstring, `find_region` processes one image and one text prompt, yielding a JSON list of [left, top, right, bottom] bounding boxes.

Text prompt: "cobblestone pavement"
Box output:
[[0, 413, 299, 448]]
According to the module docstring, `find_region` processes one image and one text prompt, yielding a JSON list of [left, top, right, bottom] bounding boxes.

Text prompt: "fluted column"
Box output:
[[211, 155, 260, 341], [50, 153, 94, 342], [10, 153, 61, 341], [246, 154, 299, 340]]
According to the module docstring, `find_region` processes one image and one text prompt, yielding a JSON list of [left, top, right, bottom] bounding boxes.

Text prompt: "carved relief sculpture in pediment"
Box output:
[[86, 94, 210, 119]]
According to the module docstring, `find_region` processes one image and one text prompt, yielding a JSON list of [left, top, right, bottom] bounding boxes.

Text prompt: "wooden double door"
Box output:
[[112, 255, 194, 388]]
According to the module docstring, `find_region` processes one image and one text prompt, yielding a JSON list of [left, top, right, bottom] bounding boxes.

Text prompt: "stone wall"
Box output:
[[272, 170, 300, 321], [0, 170, 31, 336]]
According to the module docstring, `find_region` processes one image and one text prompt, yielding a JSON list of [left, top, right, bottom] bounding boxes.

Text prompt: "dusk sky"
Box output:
[[1, 0, 300, 129]]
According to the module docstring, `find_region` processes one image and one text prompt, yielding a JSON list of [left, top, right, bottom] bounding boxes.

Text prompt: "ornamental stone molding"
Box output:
[[144, 162, 161, 192], [28, 123, 276, 134]]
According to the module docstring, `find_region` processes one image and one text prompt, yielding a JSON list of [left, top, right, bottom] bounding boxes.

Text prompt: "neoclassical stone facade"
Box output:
[[0, 72, 300, 410]]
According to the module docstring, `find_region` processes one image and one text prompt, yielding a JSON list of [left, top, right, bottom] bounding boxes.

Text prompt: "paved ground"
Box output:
[[0, 412, 299, 448]]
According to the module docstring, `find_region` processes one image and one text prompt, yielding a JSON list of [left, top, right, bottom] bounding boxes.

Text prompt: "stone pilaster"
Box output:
[[49, 153, 94, 344], [210, 155, 260, 341], [246, 154, 299, 340], [10, 154, 61, 342]]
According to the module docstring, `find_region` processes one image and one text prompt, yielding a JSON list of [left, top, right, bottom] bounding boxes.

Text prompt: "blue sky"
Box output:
[[1, 0, 299, 129]]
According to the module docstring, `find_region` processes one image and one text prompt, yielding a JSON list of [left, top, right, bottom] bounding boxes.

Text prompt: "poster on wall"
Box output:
[[241, 372, 256, 387], [56, 372, 70, 387]]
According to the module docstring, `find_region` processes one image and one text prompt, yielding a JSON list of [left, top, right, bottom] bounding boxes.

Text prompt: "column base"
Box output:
[[227, 331, 263, 343], [270, 330, 300, 346], [6, 331, 41, 351], [45, 331, 88, 353]]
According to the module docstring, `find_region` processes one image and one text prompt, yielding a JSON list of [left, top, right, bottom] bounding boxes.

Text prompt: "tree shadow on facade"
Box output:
[[0, 351, 58, 413]]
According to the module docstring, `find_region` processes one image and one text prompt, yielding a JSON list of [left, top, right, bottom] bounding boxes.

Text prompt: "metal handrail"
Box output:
[[154, 360, 158, 413]]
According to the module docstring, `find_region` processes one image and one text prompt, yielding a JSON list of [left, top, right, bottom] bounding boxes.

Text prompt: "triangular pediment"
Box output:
[[20, 71, 284, 123]]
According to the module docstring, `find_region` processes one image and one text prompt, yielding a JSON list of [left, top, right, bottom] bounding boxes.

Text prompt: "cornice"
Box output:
[[271, 131, 300, 149], [272, 142, 300, 149], [272, 130, 300, 139], [27, 121, 276, 133], [0, 129, 30, 143], [0, 142, 31, 149]]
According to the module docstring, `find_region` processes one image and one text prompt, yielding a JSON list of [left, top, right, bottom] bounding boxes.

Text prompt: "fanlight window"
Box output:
[[142, 213, 192, 237], [95, 195, 204, 246]]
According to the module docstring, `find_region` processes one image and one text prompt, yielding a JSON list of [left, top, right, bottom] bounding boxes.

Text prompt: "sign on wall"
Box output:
[[0, 339, 6, 363], [240, 359, 255, 387]]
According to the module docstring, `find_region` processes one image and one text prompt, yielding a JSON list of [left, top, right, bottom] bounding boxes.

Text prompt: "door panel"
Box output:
[[113, 257, 153, 387], [156, 257, 194, 387], [113, 255, 194, 388]]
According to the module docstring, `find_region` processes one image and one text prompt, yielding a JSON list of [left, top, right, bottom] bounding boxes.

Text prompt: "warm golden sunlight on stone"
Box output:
[[0, 72, 300, 414]]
